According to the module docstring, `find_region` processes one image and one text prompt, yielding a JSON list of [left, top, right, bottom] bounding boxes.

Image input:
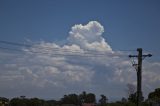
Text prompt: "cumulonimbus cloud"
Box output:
[[68, 21, 112, 52], [0, 21, 160, 99]]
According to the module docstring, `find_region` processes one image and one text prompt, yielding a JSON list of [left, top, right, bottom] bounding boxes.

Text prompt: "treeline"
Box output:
[[0, 88, 160, 106], [0, 91, 100, 106]]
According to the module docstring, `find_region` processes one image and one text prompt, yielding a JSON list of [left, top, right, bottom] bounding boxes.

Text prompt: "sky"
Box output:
[[0, 0, 160, 101]]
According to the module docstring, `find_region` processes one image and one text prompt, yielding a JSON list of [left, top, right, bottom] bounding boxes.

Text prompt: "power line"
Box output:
[[0, 40, 31, 47], [0, 46, 24, 52], [1, 40, 160, 54], [0, 46, 128, 58], [0, 40, 136, 52], [0, 40, 127, 56], [0, 40, 158, 59]]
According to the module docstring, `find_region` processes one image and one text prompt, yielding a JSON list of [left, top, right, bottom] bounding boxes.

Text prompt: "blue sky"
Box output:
[[0, 0, 160, 101], [1, 0, 160, 50]]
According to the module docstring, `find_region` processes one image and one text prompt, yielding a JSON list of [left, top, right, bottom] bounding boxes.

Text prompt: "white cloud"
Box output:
[[0, 21, 160, 99], [68, 21, 112, 52]]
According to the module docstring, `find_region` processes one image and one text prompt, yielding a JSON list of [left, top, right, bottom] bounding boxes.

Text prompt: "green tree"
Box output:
[[0, 97, 9, 106], [45, 100, 59, 106], [85, 93, 96, 103], [10, 98, 29, 106], [99, 94, 108, 106], [148, 88, 160, 103], [128, 93, 137, 103], [60, 94, 79, 105], [79, 91, 87, 105], [121, 97, 127, 103], [10, 97, 45, 106], [68, 94, 79, 105], [29, 98, 45, 106]]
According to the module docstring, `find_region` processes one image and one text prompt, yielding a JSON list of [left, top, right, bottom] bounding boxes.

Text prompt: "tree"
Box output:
[[68, 94, 79, 105], [148, 88, 160, 103], [99, 94, 108, 106], [126, 83, 136, 98], [45, 100, 59, 106], [29, 98, 45, 106], [79, 91, 87, 105], [60, 94, 79, 105], [0, 97, 9, 106], [85, 93, 96, 103], [10, 98, 29, 106], [126, 83, 138, 104], [10, 97, 45, 106], [128, 92, 137, 103], [78, 92, 96, 104], [121, 97, 127, 103]]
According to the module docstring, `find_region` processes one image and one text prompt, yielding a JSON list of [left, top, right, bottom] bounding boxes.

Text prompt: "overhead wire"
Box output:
[[0, 40, 130, 57], [0, 46, 129, 58], [0, 46, 24, 52], [1, 40, 159, 59], [1, 40, 160, 68], [0, 40, 31, 47], [0, 40, 136, 52]]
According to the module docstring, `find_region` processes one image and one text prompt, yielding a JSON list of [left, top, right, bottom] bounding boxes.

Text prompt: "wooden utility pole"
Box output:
[[129, 48, 152, 106], [137, 48, 143, 106]]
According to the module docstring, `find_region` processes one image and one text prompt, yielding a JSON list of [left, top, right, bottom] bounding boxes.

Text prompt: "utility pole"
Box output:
[[129, 48, 152, 106]]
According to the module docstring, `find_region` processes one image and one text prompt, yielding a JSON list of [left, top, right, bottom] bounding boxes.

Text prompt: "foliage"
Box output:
[[79, 91, 87, 104], [10, 97, 45, 106], [128, 92, 137, 103], [121, 97, 127, 103], [60, 91, 96, 105], [99, 94, 108, 106], [84, 93, 96, 103], [0, 97, 9, 106], [45, 100, 59, 106], [148, 88, 160, 103], [60, 94, 79, 105], [3, 88, 160, 106], [0, 97, 9, 102], [126, 83, 136, 98], [107, 102, 137, 106]]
